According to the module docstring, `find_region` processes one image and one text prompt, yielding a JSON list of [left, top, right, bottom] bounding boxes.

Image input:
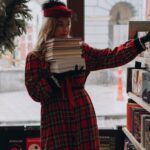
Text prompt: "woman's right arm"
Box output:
[[25, 52, 54, 103]]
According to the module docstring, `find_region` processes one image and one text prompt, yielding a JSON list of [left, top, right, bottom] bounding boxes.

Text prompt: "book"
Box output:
[[141, 114, 150, 147], [132, 107, 150, 142], [144, 119, 150, 150], [132, 69, 140, 95], [45, 37, 81, 44], [132, 69, 150, 103], [45, 54, 81, 60], [50, 58, 85, 73], [45, 50, 82, 58], [127, 102, 141, 132], [46, 46, 81, 51], [45, 37, 81, 51], [26, 138, 41, 150], [8, 139, 25, 150], [99, 136, 115, 150], [127, 68, 135, 93]]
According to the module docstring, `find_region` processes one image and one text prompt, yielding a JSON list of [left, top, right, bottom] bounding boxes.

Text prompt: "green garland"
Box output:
[[0, 0, 32, 55]]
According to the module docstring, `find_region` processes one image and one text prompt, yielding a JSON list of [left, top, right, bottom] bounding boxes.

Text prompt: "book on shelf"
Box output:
[[127, 68, 135, 93], [128, 21, 150, 58], [127, 102, 141, 132], [26, 138, 41, 150], [131, 69, 150, 103], [99, 136, 115, 150], [8, 139, 25, 150], [132, 107, 150, 142], [141, 114, 150, 148], [144, 118, 150, 150], [45, 37, 85, 73]]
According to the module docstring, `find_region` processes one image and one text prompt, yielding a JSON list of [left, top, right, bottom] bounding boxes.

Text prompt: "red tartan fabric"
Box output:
[[25, 39, 141, 150]]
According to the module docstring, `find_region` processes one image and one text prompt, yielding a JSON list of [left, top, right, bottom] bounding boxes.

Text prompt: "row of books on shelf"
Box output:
[[100, 136, 115, 149], [130, 68, 150, 103], [127, 101, 150, 149], [0, 126, 41, 150], [45, 37, 86, 73], [5, 138, 41, 150]]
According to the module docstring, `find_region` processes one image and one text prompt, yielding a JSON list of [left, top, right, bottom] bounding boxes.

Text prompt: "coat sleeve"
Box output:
[[82, 39, 146, 71], [25, 52, 52, 103]]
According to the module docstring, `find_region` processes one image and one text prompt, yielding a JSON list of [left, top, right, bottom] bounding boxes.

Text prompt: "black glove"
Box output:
[[39, 65, 61, 91], [140, 31, 150, 44], [67, 65, 84, 76]]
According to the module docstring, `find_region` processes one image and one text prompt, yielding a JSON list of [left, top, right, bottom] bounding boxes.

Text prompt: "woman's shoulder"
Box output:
[[80, 42, 93, 53], [26, 50, 43, 61]]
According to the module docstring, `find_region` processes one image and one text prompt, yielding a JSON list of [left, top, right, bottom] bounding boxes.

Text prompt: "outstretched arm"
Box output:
[[81, 39, 146, 71]]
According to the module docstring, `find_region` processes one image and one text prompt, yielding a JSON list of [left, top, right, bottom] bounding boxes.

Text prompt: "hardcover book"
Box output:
[[128, 21, 150, 58], [132, 69, 150, 103], [26, 138, 41, 150], [144, 119, 150, 150], [132, 108, 150, 142], [141, 114, 150, 147], [127, 102, 141, 132]]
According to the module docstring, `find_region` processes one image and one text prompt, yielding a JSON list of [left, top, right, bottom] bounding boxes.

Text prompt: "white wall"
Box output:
[[84, 0, 146, 49]]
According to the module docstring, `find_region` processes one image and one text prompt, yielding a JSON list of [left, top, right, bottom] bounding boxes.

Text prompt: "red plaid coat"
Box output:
[[25, 39, 144, 150]]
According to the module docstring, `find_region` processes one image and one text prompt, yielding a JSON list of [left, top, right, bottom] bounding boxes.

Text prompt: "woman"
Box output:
[[25, 0, 150, 149]]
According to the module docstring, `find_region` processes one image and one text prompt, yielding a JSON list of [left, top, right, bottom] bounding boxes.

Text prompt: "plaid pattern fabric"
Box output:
[[25, 39, 143, 150], [82, 39, 142, 71]]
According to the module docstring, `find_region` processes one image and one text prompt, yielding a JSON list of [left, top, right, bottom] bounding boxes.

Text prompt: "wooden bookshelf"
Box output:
[[128, 92, 150, 113], [122, 127, 145, 150], [125, 21, 150, 149]]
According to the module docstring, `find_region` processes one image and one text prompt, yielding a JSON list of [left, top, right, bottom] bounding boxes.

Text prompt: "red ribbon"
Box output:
[[44, 6, 72, 17]]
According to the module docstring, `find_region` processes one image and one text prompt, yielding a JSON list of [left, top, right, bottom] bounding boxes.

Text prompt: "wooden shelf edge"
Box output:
[[128, 92, 150, 113], [122, 127, 145, 150]]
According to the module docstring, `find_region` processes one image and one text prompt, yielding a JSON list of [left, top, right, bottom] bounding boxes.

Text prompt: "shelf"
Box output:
[[122, 127, 145, 150], [128, 92, 150, 113], [135, 57, 150, 66]]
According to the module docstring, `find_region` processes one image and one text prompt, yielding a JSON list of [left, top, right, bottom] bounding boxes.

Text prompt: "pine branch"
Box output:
[[0, 0, 32, 55]]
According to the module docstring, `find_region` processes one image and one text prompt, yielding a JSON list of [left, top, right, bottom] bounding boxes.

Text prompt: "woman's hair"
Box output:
[[34, 17, 57, 52], [34, 0, 69, 53]]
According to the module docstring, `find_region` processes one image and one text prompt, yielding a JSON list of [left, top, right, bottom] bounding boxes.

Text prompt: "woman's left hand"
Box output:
[[140, 31, 150, 43]]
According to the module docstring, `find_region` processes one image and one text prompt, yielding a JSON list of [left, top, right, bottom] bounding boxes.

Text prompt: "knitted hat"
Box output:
[[42, 0, 73, 18]]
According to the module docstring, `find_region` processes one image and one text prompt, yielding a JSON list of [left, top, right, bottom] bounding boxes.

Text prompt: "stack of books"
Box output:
[[45, 38, 86, 73]]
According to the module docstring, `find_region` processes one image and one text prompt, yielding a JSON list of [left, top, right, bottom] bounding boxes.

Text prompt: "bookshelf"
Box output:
[[123, 66, 150, 149], [122, 21, 150, 149], [123, 73, 150, 149], [122, 127, 145, 150]]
